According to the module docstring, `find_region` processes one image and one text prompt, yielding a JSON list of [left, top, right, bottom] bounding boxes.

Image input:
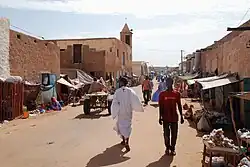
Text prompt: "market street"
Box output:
[[0, 85, 203, 167]]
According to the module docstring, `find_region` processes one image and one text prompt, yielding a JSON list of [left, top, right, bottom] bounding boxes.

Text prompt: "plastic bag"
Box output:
[[197, 113, 212, 132]]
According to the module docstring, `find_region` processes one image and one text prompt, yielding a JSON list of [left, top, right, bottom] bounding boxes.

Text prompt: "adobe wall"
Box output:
[[54, 38, 132, 75], [0, 18, 10, 78], [84, 50, 106, 74], [201, 31, 250, 78], [60, 44, 106, 76], [9, 30, 60, 82]]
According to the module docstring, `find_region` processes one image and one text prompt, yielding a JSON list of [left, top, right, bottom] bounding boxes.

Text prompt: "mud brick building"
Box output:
[[0, 18, 60, 82], [199, 20, 250, 78], [51, 24, 133, 80]]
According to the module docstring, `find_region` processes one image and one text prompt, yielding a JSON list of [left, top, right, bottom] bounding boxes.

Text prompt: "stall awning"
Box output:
[[187, 74, 228, 85], [178, 73, 199, 80], [200, 77, 239, 90], [57, 78, 77, 89]]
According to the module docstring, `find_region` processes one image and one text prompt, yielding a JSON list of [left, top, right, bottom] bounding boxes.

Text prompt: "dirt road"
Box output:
[[0, 85, 203, 167]]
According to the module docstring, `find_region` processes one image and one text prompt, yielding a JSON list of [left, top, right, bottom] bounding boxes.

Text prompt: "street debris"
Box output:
[[47, 141, 55, 145]]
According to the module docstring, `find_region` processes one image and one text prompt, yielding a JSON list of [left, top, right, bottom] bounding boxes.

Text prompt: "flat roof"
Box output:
[[48, 37, 117, 41]]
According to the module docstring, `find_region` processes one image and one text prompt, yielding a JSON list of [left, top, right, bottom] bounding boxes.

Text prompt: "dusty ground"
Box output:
[[0, 84, 203, 167]]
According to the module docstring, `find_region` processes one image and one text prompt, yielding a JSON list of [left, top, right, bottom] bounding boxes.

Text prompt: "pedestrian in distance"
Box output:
[[149, 77, 154, 101], [158, 77, 184, 156], [142, 76, 151, 105]]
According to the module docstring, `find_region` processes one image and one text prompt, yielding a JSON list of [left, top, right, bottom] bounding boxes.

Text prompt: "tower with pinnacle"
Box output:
[[120, 23, 133, 47]]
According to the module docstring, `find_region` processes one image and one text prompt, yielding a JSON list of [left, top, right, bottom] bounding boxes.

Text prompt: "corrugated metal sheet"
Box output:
[[187, 74, 228, 85], [200, 77, 239, 90]]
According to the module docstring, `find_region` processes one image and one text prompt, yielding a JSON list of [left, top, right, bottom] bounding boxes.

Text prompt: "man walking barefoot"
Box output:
[[158, 77, 184, 156]]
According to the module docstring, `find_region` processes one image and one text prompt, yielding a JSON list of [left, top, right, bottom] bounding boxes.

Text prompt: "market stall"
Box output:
[[229, 92, 250, 166], [200, 92, 250, 167], [202, 129, 240, 167]]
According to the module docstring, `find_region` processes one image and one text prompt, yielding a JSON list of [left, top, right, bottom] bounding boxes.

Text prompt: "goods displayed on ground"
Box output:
[[183, 104, 194, 120], [193, 109, 232, 131]]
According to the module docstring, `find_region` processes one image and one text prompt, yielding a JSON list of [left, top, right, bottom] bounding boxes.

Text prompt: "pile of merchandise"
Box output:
[[238, 129, 250, 141], [203, 129, 239, 151], [238, 157, 250, 167]]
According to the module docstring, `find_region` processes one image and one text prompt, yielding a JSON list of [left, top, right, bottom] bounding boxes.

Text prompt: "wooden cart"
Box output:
[[83, 92, 112, 115]]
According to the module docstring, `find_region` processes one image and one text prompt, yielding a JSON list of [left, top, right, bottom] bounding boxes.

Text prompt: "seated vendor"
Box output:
[[51, 97, 62, 111], [88, 77, 106, 94]]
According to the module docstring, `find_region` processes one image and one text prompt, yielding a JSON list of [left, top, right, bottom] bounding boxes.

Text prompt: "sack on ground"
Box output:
[[197, 114, 212, 132]]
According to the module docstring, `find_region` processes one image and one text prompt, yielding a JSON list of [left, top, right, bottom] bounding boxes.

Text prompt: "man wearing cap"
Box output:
[[158, 77, 184, 156], [111, 77, 144, 152]]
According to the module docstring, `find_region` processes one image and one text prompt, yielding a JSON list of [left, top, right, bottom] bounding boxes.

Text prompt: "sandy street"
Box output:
[[0, 85, 203, 167]]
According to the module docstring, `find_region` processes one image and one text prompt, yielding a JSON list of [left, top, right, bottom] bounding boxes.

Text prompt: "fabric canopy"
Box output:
[[77, 70, 93, 85], [57, 78, 77, 89], [178, 73, 199, 81], [200, 77, 239, 90]]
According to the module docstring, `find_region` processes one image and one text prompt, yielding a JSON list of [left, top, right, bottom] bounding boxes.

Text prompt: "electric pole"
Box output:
[[181, 50, 184, 74]]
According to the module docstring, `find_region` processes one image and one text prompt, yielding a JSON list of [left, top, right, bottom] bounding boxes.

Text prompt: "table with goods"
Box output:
[[202, 129, 240, 167]]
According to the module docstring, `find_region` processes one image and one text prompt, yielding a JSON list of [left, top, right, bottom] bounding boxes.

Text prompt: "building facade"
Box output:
[[132, 61, 149, 76], [199, 20, 250, 78], [0, 18, 60, 82], [51, 24, 133, 80]]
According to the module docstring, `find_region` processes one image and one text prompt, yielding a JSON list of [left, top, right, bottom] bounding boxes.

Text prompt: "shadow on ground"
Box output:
[[74, 110, 110, 120], [86, 144, 130, 167], [150, 103, 159, 108], [146, 155, 174, 167], [71, 103, 82, 107]]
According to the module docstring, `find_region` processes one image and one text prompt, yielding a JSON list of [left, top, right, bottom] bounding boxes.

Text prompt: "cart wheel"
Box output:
[[84, 99, 91, 115]]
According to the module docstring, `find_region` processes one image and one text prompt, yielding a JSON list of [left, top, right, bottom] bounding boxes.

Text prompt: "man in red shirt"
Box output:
[[158, 77, 184, 156]]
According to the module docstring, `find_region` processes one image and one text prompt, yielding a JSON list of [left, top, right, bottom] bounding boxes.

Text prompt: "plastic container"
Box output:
[[23, 106, 29, 119]]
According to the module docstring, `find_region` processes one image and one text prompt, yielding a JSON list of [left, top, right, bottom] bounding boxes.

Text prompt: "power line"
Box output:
[[237, 7, 250, 26], [10, 24, 45, 39], [146, 49, 183, 52]]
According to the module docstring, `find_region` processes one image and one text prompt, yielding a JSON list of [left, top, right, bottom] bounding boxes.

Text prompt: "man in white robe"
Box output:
[[111, 77, 144, 152]]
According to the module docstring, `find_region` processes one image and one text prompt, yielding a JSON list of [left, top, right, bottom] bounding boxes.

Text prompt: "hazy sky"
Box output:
[[0, 0, 250, 66]]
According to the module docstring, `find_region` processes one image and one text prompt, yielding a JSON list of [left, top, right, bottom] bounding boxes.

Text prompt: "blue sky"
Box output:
[[0, 0, 250, 66]]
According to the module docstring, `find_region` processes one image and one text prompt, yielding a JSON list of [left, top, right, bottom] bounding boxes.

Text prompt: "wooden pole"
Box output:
[[229, 96, 250, 161], [229, 97, 240, 146]]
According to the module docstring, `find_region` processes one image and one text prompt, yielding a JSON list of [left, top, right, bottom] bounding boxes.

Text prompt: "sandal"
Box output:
[[125, 144, 131, 152], [165, 149, 170, 155], [120, 141, 125, 145], [170, 150, 176, 156]]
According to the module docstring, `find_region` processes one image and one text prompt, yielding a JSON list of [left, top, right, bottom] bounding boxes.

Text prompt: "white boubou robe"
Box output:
[[111, 86, 144, 138]]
